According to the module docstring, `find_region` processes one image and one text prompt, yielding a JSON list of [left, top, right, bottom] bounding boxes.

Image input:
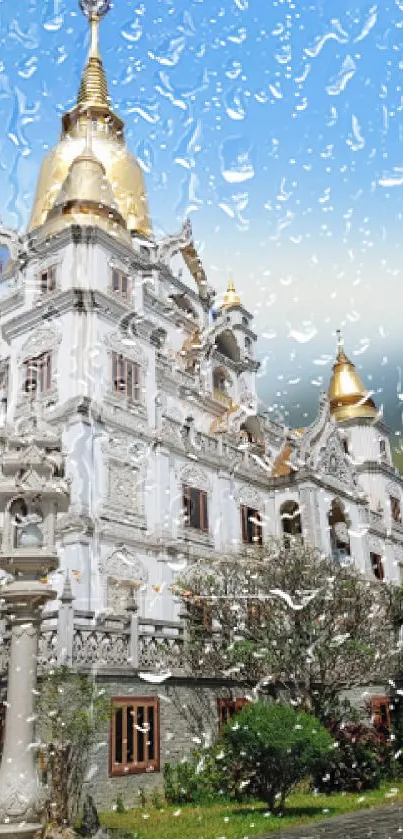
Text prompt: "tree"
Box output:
[[221, 701, 333, 809], [176, 539, 402, 720], [37, 667, 110, 829]]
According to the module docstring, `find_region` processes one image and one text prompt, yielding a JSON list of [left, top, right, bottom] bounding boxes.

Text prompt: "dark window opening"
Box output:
[[241, 505, 263, 545], [112, 352, 141, 402], [218, 698, 248, 733], [24, 352, 52, 394], [110, 698, 160, 777], [391, 496, 402, 525], [370, 552, 384, 581], [40, 265, 56, 293], [183, 485, 208, 532], [112, 268, 129, 299]]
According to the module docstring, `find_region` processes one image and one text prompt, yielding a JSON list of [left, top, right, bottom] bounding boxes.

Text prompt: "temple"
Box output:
[[0, 1, 402, 805]]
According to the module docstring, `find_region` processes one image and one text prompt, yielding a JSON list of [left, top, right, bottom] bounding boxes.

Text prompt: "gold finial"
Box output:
[[77, 1, 111, 109], [222, 275, 241, 308], [328, 334, 377, 422]]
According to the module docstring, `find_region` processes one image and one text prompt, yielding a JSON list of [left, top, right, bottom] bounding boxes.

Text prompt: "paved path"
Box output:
[[257, 802, 403, 838]]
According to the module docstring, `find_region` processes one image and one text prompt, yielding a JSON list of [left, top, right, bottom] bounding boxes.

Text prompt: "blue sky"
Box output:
[[0, 0, 402, 438]]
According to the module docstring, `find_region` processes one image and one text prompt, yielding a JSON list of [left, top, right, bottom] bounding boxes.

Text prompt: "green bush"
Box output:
[[164, 745, 229, 804], [315, 721, 395, 793], [221, 701, 334, 810]]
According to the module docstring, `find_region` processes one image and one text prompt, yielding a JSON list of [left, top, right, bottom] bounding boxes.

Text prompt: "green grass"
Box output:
[[101, 781, 403, 839]]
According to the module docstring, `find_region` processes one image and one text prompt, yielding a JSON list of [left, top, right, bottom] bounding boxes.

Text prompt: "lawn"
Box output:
[[101, 781, 403, 839]]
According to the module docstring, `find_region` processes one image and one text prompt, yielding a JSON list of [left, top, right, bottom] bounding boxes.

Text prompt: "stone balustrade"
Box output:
[[0, 604, 187, 677]]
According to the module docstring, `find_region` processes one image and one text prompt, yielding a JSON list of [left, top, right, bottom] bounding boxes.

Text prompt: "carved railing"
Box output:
[[0, 607, 188, 677], [138, 619, 185, 671]]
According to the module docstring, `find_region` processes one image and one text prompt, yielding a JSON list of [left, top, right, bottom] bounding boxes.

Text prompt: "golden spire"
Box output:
[[27, 0, 152, 238], [44, 115, 131, 245], [222, 276, 241, 308], [328, 331, 377, 422], [77, 10, 109, 108]]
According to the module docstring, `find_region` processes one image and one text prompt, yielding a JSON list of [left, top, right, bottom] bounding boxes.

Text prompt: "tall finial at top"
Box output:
[[335, 328, 348, 362], [77, 0, 111, 109], [79, 0, 111, 21]]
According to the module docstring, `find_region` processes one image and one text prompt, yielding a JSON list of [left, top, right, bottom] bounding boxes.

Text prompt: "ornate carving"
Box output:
[[178, 463, 211, 491], [37, 629, 58, 669], [139, 635, 184, 670], [102, 431, 149, 466], [108, 463, 142, 514], [317, 432, 357, 488], [156, 218, 193, 265], [234, 484, 261, 510], [73, 628, 129, 667], [18, 325, 62, 363], [99, 547, 148, 584], [104, 329, 148, 368]]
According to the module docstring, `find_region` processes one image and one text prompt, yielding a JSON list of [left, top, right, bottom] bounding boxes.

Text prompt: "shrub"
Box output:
[[315, 721, 394, 793], [221, 701, 334, 810], [164, 745, 229, 804]]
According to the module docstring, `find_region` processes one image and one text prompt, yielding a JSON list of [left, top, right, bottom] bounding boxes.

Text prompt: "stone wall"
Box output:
[[86, 674, 246, 811]]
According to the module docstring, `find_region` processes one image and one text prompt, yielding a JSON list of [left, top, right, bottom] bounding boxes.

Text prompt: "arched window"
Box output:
[[328, 499, 351, 563], [215, 330, 240, 362], [280, 501, 302, 547], [213, 367, 231, 394], [9, 498, 28, 549]]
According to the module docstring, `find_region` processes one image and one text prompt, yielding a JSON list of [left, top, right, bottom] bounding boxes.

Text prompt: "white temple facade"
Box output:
[[0, 9, 402, 629], [0, 4, 402, 803]]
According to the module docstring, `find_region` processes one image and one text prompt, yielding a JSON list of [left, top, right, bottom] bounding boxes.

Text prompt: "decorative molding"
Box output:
[[178, 463, 211, 492], [104, 328, 148, 368], [99, 547, 148, 584], [108, 463, 143, 516], [234, 484, 262, 510], [18, 324, 62, 363]]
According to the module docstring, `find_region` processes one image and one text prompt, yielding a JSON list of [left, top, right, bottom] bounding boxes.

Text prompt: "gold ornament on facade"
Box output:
[[28, 0, 151, 238], [221, 277, 241, 309], [328, 331, 377, 422]]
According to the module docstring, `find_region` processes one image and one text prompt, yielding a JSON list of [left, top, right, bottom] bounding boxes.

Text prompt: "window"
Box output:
[[0, 703, 5, 758], [40, 265, 56, 294], [342, 439, 349, 454], [0, 364, 8, 404], [390, 496, 402, 525], [112, 268, 129, 299], [183, 485, 208, 532], [370, 552, 384, 581], [380, 439, 387, 460], [281, 501, 302, 544], [369, 696, 391, 730], [23, 352, 52, 394], [112, 353, 141, 402], [241, 505, 263, 545], [245, 337, 251, 351], [218, 698, 248, 733], [110, 697, 160, 777]]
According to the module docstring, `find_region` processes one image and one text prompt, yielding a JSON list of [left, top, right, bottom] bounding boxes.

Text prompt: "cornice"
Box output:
[[1, 288, 158, 342], [26, 224, 151, 271], [338, 415, 389, 435], [357, 460, 403, 483]]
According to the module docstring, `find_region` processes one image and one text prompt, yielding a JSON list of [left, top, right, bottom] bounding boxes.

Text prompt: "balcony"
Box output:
[[213, 388, 232, 408]]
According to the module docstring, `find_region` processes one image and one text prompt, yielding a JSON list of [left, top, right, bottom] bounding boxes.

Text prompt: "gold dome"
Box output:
[[43, 143, 131, 246], [28, 12, 151, 238], [328, 335, 377, 422], [222, 278, 241, 308]]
